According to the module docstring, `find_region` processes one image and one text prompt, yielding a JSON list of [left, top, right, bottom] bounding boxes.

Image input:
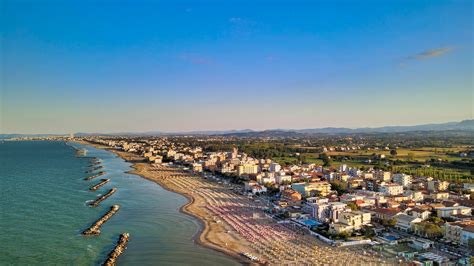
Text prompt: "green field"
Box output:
[[273, 146, 472, 181]]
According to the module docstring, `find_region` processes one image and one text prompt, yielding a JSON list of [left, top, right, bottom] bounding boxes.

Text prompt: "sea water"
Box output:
[[0, 141, 238, 265]]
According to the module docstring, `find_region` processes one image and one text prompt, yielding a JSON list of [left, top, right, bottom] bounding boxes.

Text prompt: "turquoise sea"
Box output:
[[0, 141, 239, 265]]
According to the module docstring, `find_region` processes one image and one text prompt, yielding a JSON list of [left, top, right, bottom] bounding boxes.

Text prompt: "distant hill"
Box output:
[[222, 129, 304, 138], [221, 120, 474, 137], [295, 119, 474, 134], [1, 120, 472, 138]]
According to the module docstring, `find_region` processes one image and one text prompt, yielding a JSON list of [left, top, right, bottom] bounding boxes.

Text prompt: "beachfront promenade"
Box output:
[[146, 164, 392, 265]]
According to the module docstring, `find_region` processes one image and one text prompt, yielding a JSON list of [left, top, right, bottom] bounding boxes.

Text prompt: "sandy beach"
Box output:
[[75, 140, 251, 263], [78, 140, 394, 265]]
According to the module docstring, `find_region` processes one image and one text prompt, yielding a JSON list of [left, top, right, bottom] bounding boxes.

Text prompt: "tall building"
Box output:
[[269, 163, 281, 173], [444, 221, 474, 246], [275, 175, 291, 184], [375, 171, 391, 182], [292, 181, 332, 197], [312, 202, 348, 223], [231, 146, 238, 159], [427, 180, 449, 192], [339, 164, 347, 172], [237, 164, 259, 176], [392, 173, 412, 188], [379, 183, 404, 196]]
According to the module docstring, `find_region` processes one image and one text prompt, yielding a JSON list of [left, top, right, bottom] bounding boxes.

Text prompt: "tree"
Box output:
[[362, 227, 375, 237], [298, 154, 307, 164], [320, 153, 332, 167], [384, 218, 397, 227], [330, 180, 348, 195], [469, 238, 474, 250], [338, 231, 351, 240], [423, 223, 443, 237], [332, 231, 350, 241], [390, 149, 397, 156], [310, 190, 322, 197], [347, 202, 359, 211], [427, 216, 443, 223]]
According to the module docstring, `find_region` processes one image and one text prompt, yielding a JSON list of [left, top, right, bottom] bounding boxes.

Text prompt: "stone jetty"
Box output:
[[89, 179, 110, 191], [82, 205, 120, 236], [102, 233, 130, 266], [89, 188, 117, 207], [89, 161, 101, 167], [85, 165, 103, 173], [84, 171, 105, 181]]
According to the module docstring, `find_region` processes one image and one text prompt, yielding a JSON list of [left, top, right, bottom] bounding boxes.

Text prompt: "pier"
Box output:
[[90, 179, 110, 191], [84, 171, 105, 180], [102, 233, 130, 266], [89, 188, 117, 207], [82, 205, 120, 236]]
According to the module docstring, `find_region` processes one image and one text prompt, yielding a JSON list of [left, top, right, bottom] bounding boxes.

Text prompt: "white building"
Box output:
[[404, 190, 424, 201], [444, 221, 474, 246], [427, 180, 449, 192], [392, 173, 412, 188], [312, 202, 348, 223], [192, 163, 203, 172], [261, 176, 276, 185], [237, 164, 259, 176], [394, 213, 422, 231], [379, 183, 404, 196], [339, 164, 347, 172], [269, 163, 281, 173], [436, 206, 472, 218], [275, 175, 292, 184], [410, 207, 431, 220], [375, 171, 392, 182]]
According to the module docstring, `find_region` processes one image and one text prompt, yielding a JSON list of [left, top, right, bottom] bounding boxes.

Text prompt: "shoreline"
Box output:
[[72, 140, 390, 265], [73, 140, 249, 265]]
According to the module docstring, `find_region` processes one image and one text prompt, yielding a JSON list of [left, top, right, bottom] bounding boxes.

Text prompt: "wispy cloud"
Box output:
[[179, 53, 211, 65], [408, 47, 453, 60], [400, 47, 454, 67]]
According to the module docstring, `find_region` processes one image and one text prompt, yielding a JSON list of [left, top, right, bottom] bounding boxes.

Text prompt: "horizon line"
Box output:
[[1, 118, 472, 135]]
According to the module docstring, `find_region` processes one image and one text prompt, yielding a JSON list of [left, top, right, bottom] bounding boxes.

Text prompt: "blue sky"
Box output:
[[1, 0, 473, 133]]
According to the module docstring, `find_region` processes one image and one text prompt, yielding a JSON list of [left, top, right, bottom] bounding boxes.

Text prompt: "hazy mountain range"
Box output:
[[1, 120, 473, 139]]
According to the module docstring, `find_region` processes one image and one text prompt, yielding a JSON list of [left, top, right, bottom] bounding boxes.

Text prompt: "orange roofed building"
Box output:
[[282, 189, 302, 202]]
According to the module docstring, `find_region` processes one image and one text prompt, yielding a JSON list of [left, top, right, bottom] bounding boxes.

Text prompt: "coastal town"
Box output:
[[3, 1, 473, 265], [49, 134, 473, 266]]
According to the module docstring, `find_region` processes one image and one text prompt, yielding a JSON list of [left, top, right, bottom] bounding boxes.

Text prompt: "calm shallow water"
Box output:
[[0, 141, 239, 265]]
